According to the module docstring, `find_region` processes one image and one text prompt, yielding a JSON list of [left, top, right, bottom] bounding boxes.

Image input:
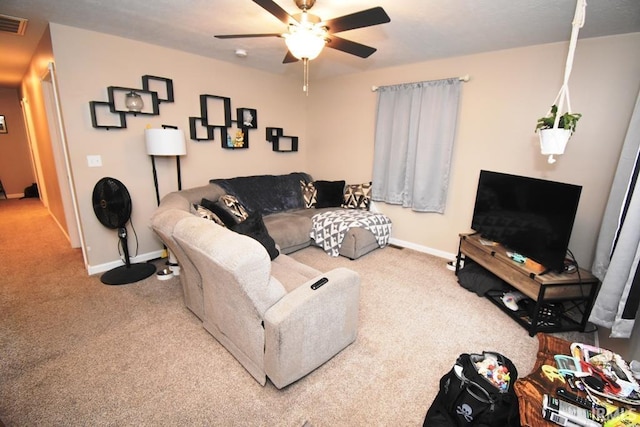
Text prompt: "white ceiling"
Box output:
[[1, 0, 639, 87]]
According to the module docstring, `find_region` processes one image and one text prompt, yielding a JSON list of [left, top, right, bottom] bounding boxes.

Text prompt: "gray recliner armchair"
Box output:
[[172, 216, 360, 389]]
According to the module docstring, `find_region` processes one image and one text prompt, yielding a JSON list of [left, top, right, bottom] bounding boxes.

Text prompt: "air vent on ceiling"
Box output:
[[0, 14, 28, 36]]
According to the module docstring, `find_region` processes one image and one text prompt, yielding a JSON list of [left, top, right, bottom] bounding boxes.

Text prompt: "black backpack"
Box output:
[[423, 352, 520, 427]]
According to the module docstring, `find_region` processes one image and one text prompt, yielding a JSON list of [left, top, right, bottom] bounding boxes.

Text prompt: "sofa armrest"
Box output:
[[263, 267, 360, 389]]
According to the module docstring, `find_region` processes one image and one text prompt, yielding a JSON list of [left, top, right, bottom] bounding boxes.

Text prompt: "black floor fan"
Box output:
[[92, 177, 156, 285]]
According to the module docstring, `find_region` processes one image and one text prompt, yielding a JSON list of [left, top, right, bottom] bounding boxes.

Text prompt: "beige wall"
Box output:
[[45, 23, 640, 274], [49, 24, 310, 269], [0, 87, 34, 196], [309, 33, 640, 268]]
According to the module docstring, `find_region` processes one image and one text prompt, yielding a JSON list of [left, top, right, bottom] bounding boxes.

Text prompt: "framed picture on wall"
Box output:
[[0, 115, 6, 134]]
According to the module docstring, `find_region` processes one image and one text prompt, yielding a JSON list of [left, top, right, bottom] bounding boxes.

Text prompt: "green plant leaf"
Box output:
[[535, 105, 581, 133]]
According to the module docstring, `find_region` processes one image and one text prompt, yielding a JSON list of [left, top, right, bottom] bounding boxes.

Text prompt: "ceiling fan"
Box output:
[[214, 0, 391, 93]]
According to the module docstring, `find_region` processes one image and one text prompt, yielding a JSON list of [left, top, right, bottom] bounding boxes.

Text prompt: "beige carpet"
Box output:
[[0, 198, 594, 426]]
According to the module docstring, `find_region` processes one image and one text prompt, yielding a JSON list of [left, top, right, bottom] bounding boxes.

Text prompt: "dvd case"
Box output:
[[542, 394, 602, 427]]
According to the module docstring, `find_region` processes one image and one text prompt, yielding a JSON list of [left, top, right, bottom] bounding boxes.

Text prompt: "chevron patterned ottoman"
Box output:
[[310, 209, 392, 258]]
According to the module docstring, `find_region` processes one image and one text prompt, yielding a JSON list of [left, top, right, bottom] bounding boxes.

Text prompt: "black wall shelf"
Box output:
[[107, 86, 160, 116], [200, 94, 232, 127], [89, 101, 126, 130], [266, 127, 299, 152], [189, 94, 256, 149], [189, 116, 215, 141], [89, 75, 174, 129], [187, 93, 298, 151], [221, 127, 249, 149], [142, 75, 174, 103]]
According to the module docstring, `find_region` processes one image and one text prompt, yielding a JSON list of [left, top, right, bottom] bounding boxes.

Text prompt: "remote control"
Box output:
[[556, 387, 606, 415], [311, 277, 328, 290]]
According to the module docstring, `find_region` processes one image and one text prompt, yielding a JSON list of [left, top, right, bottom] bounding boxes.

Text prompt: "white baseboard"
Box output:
[[87, 249, 165, 276], [90, 242, 455, 275], [89, 242, 454, 275], [388, 237, 456, 261]]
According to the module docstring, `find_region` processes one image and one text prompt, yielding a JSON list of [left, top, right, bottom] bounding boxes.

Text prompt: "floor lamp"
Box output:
[[144, 127, 187, 279]]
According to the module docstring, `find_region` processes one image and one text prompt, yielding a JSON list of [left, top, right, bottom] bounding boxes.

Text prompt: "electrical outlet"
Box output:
[[87, 155, 102, 167]]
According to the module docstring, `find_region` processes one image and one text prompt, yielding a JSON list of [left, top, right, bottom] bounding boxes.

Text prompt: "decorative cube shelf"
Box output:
[[189, 117, 215, 141], [189, 94, 256, 150], [200, 94, 232, 127], [89, 101, 126, 130], [266, 127, 298, 152], [273, 135, 298, 152], [107, 86, 160, 115], [221, 127, 249, 149], [89, 75, 174, 130], [142, 75, 174, 103]]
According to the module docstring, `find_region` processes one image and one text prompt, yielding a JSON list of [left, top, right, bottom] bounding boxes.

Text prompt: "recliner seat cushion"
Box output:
[[263, 212, 312, 254]]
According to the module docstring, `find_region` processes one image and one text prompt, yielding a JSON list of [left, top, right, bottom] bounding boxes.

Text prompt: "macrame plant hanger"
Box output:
[[540, 0, 587, 164]]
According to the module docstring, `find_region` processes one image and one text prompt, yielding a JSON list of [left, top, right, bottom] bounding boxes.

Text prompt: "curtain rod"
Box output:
[[371, 75, 470, 92]]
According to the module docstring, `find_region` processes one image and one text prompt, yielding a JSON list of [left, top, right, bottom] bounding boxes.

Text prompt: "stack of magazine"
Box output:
[[542, 342, 640, 427]]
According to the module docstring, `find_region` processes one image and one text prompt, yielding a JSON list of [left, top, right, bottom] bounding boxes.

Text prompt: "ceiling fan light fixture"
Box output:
[[214, 1, 391, 95], [284, 24, 326, 60]]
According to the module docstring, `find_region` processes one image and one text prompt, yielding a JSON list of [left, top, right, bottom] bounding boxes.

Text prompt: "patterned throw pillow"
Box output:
[[193, 203, 226, 227], [219, 194, 249, 222], [300, 180, 317, 209], [342, 182, 372, 210]]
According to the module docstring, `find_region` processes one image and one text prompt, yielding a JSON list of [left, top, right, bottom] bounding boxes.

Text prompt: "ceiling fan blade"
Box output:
[[326, 35, 377, 58], [323, 7, 390, 34], [253, 0, 296, 25], [282, 51, 299, 63], [214, 33, 282, 39]]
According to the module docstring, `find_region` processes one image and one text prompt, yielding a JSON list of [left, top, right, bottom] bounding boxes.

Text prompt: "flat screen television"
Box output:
[[470, 170, 582, 273]]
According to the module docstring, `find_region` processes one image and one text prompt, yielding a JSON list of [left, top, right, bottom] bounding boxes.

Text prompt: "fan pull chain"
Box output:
[[303, 58, 310, 95]]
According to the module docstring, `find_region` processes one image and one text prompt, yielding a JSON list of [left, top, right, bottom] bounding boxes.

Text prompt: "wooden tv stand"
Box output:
[[456, 233, 600, 336]]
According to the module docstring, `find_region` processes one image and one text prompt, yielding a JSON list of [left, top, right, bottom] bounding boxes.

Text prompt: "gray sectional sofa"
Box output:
[[209, 172, 381, 259], [150, 172, 383, 388]]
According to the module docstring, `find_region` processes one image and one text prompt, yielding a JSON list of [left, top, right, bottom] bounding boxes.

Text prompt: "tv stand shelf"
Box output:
[[456, 233, 600, 336]]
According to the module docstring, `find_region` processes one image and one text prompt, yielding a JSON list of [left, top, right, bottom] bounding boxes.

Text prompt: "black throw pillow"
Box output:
[[231, 213, 279, 260], [200, 198, 239, 228], [314, 180, 346, 208]]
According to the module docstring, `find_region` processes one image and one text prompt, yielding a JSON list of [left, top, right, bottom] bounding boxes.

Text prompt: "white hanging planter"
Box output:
[[539, 128, 572, 155], [534, 0, 586, 164]]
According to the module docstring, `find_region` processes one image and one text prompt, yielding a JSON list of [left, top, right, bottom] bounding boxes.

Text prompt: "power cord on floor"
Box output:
[[116, 219, 140, 263]]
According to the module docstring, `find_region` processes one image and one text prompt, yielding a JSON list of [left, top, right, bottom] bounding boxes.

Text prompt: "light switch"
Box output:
[[87, 155, 102, 167]]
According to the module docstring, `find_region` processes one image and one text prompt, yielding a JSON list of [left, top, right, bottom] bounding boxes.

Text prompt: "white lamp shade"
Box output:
[[284, 27, 326, 60], [145, 128, 187, 156]]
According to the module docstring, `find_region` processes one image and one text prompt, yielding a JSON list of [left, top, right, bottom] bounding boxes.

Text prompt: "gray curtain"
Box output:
[[589, 89, 640, 338], [371, 78, 462, 213]]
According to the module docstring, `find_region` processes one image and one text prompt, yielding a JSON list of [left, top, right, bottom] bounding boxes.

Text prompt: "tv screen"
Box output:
[[470, 170, 582, 273]]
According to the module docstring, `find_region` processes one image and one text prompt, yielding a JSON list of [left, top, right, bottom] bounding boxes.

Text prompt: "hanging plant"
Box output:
[[535, 104, 582, 133], [535, 105, 582, 163], [534, 0, 586, 164]]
